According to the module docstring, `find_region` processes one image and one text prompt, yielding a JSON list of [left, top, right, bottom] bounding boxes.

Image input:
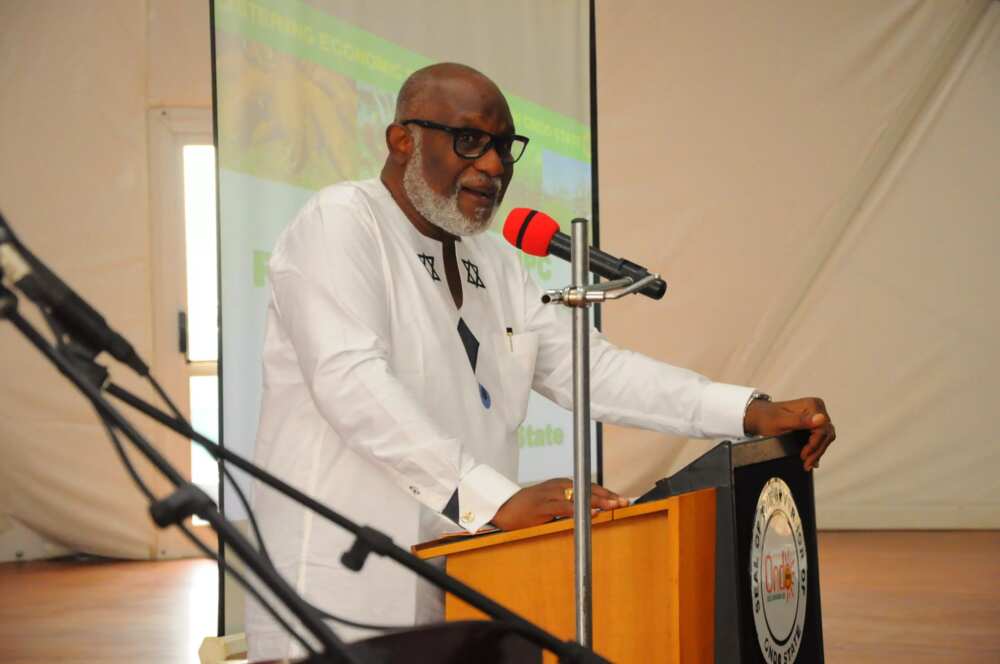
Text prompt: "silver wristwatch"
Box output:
[[744, 390, 772, 435]]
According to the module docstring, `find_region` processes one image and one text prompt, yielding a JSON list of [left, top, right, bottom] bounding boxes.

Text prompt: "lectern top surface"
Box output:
[[412, 497, 674, 560], [731, 431, 808, 468]]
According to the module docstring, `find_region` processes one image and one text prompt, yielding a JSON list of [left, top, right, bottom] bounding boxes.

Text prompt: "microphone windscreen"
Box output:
[[502, 208, 560, 257]]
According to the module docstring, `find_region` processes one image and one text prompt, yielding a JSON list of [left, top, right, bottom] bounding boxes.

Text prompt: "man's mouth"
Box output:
[[460, 185, 498, 203]]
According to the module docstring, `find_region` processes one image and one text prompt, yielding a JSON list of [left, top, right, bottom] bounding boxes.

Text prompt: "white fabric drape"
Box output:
[[597, 0, 999, 528], [0, 0, 209, 561], [2, 0, 998, 564]]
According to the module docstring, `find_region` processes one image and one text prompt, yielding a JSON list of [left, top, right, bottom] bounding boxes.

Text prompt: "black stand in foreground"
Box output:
[[0, 212, 607, 664], [0, 283, 357, 664]]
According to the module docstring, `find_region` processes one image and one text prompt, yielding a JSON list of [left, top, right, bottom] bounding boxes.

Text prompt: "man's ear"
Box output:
[[385, 124, 412, 166]]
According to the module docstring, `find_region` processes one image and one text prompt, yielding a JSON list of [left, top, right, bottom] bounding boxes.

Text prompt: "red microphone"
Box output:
[[502, 208, 667, 300], [503, 208, 561, 257]]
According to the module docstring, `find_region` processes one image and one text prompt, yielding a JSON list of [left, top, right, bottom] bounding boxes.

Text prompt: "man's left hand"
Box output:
[[743, 397, 835, 471]]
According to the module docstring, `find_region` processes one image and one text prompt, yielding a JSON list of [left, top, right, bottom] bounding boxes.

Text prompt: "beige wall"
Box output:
[[0, 0, 211, 561]]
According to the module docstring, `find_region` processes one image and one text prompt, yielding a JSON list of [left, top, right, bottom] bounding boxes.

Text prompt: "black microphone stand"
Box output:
[[0, 272, 608, 663], [0, 281, 359, 664]]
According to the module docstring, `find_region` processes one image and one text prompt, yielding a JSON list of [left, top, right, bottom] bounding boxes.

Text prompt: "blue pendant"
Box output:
[[479, 384, 491, 409]]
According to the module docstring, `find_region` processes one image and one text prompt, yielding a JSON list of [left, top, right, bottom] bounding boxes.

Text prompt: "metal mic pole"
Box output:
[[570, 218, 593, 646], [538, 216, 664, 650]]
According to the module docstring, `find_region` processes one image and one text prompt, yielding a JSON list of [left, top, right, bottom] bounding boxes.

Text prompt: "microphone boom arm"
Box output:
[[541, 273, 662, 305]]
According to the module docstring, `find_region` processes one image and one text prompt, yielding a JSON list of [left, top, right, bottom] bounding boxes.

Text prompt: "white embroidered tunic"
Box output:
[[246, 178, 753, 659]]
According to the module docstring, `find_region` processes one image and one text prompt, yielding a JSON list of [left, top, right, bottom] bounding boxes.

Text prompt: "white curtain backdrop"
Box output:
[[597, 0, 999, 528], [0, 0, 211, 561], [1, 0, 997, 563]]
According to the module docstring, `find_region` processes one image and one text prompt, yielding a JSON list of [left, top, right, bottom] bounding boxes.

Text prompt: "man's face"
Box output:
[[402, 78, 516, 235]]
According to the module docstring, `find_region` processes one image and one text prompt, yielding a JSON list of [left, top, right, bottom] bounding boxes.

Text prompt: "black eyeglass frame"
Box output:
[[400, 118, 530, 164]]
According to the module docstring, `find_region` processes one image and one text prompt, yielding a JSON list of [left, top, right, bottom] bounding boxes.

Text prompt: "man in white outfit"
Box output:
[[246, 62, 835, 661]]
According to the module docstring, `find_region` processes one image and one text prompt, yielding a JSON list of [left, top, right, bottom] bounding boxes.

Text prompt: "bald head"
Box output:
[[381, 62, 518, 241], [394, 62, 508, 122]]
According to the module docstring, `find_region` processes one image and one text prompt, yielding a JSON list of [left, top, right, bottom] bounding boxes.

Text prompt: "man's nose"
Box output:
[[473, 145, 507, 177]]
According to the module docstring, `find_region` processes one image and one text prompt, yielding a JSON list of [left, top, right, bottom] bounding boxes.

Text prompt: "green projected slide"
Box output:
[[214, 0, 594, 505]]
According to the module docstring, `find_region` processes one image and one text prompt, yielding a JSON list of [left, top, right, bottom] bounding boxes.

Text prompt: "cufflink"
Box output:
[[460, 511, 475, 524]]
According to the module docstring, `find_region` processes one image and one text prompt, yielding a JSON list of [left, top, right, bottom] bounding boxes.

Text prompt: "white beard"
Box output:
[[402, 133, 499, 236]]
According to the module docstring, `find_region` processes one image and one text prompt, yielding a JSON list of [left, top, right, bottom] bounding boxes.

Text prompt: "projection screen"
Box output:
[[212, 0, 597, 535]]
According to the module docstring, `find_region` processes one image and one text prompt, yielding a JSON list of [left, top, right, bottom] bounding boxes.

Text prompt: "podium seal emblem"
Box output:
[[750, 477, 807, 663]]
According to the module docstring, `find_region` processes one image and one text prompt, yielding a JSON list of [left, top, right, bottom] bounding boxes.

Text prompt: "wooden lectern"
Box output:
[[413, 433, 825, 664], [414, 488, 719, 664]]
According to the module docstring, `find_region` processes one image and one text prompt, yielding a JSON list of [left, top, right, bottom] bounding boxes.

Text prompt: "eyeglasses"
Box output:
[[401, 119, 529, 164]]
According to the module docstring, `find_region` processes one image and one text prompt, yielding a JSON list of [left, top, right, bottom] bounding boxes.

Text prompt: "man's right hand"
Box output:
[[490, 478, 629, 531]]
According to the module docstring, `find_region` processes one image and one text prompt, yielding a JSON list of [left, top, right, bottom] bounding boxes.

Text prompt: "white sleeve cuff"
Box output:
[[455, 464, 522, 533], [697, 382, 756, 439]]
